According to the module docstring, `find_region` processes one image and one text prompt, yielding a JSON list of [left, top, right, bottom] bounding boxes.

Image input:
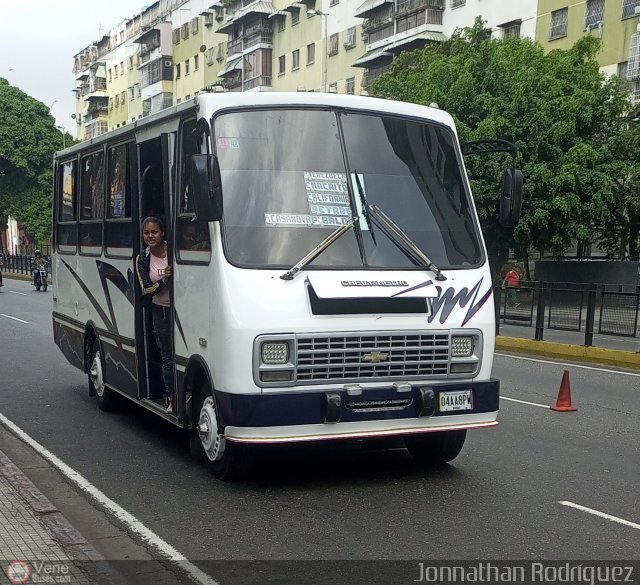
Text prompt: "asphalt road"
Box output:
[[1, 277, 639, 578]]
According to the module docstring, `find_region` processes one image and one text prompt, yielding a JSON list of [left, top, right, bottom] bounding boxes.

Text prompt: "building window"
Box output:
[[549, 7, 568, 39], [307, 42, 315, 64], [346, 77, 355, 94], [622, 0, 640, 18], [328, 33, 339, 56], [185, 59, 190, 75], [279, 55, 286, 74], [330, 0, 339, 5], [194, 54, 199, 71], [628, 32, 640, 80], [451, 0, 465, 7], [279, 15, 286, 31], [500, 20, 521, 39], [181, 23, 189, 40], [176, 63, 181, 79], [292, 10, 299, 25], [173, 28, 181, 44], [292, 49, 300, 70], [344, 26, 356, 49], [585, 0, 605, 27]]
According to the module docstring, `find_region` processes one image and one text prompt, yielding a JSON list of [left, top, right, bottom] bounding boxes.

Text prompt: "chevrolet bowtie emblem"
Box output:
[[362, 351, 389, 363]]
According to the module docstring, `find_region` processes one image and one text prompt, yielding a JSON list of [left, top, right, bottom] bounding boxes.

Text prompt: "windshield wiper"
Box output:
[[280, 217, 359, 280], [353, 174, 446, 281]]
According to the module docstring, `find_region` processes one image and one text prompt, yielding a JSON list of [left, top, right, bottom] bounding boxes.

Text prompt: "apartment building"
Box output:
[[72, 0, 540, 140], [536, 0, 640, 101]]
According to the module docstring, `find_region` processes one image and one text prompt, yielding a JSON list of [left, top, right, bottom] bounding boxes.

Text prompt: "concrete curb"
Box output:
[[496, 336, 640, 370], [0, 449, 129, 585]]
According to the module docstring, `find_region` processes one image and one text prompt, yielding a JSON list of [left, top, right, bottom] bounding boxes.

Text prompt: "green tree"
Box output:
[[372, 20, 630, 280], [596, 124, 640, 260], [0, 78, 67, 245]]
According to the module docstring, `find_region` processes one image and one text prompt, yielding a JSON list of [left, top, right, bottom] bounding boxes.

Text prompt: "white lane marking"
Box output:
[[0, 314, 29, 324], [501, 396, 549, 409], [0, 413, 219, 585], [8, 291, 28, 296], [496, 352, 640, 377], [559, 501, 640, 531]]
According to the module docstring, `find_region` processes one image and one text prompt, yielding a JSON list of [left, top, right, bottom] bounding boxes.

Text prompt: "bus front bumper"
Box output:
[[215, 379, 500, 444]]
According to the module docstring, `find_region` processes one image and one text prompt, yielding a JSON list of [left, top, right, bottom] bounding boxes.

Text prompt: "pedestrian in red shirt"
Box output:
[[502, 268, 520, 307]]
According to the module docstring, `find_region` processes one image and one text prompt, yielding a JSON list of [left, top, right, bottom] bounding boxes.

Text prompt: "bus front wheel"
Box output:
[[88, 339, 118, 412], [192, 389, 254, 481], [404, 430, 467, 466]]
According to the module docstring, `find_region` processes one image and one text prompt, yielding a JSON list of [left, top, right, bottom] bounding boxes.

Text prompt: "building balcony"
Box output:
[[224, 71, 243, 90], [361, 64, 390, 89], [243, 75, 272, 90], [227, 30, 273, 56], [396, 0, 443, 16], [362, 14, 394, 33]]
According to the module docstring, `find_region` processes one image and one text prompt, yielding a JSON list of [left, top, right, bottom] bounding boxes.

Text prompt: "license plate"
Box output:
[[439, 390, 473, 412]]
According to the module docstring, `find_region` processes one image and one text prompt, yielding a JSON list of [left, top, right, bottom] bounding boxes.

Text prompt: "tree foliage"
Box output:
[[0, 78, 69, 245], [372, 20, 632, 275]]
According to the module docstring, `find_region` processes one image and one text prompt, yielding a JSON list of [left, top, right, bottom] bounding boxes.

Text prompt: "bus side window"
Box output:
[[177, 219, 211, 262]]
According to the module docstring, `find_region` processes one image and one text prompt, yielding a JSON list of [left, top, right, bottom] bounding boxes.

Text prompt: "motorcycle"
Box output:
[[32, 260, 49, 292]]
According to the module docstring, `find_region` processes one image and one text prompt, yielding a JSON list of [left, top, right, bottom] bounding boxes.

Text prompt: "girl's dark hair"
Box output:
[[141, 216, 165, 233]]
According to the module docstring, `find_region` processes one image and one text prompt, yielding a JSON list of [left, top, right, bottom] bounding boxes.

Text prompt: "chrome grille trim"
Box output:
[[296, 332, 450, 383]]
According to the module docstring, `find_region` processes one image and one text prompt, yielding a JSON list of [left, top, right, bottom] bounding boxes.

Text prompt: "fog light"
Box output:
[[451, 336, 474, 357], [450, 362, 476, 374], [260, 371, 293, 382], [261, 342, 289, 364]]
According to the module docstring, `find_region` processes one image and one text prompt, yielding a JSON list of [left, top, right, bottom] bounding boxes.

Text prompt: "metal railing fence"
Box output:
[[496, 281, 640, 346]]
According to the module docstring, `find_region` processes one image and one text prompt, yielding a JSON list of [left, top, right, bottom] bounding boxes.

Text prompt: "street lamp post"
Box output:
[[307, 10, 328, 92], [56, 126, 66, 149]]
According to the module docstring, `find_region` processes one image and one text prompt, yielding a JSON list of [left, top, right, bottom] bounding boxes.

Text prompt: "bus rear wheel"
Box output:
[[404, 430, 467, 466], [88, 339, 118, 411], [192, 389, 254, 481]]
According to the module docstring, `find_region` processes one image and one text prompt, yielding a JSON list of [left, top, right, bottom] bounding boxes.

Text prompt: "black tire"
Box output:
[[191, 385, 255, 481], [404, 430, 467, 466], [88, 338, 119, 411]]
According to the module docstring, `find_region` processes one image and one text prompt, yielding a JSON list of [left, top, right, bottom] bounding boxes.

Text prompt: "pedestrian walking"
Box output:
[[502, 267, 520, 307]]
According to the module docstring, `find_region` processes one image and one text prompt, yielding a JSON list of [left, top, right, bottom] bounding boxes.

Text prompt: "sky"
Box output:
[[0, 0, 144, 135]]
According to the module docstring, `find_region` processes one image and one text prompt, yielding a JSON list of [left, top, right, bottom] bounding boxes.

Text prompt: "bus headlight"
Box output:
[[451, 336, 474, 358], [261, 341, 289, 365]]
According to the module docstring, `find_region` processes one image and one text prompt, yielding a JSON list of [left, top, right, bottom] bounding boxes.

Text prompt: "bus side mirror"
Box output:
[[190, 154, 223, 222], [499, 168, 523, 228]]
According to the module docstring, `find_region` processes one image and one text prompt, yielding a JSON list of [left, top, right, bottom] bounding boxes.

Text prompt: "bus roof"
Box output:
[[55, 92, 456, 159]]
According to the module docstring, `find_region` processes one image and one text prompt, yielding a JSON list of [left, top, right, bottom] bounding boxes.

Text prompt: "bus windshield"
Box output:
[[214, 108, 483, 270]]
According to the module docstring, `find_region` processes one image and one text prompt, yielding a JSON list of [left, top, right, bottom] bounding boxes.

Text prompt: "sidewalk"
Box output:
[[0, 425, 192, 585], [0, 448, 124, 585]]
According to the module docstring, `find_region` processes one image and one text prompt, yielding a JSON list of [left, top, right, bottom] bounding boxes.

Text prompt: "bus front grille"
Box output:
[[296, 332, 450, 382]]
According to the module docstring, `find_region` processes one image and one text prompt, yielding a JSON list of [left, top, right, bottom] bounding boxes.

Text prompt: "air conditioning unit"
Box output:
[[164, 60, 172, 67]]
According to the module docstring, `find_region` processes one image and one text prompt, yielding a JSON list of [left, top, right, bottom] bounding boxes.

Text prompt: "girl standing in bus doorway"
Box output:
[[135, 217, 174, 413]]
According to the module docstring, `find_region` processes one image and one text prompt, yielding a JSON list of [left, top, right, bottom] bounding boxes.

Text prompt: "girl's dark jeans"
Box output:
[[151, 303, 173, 398]]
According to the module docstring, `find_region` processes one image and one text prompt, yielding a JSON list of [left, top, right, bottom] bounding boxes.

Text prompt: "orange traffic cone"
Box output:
[[550, 370, 578, 412]]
